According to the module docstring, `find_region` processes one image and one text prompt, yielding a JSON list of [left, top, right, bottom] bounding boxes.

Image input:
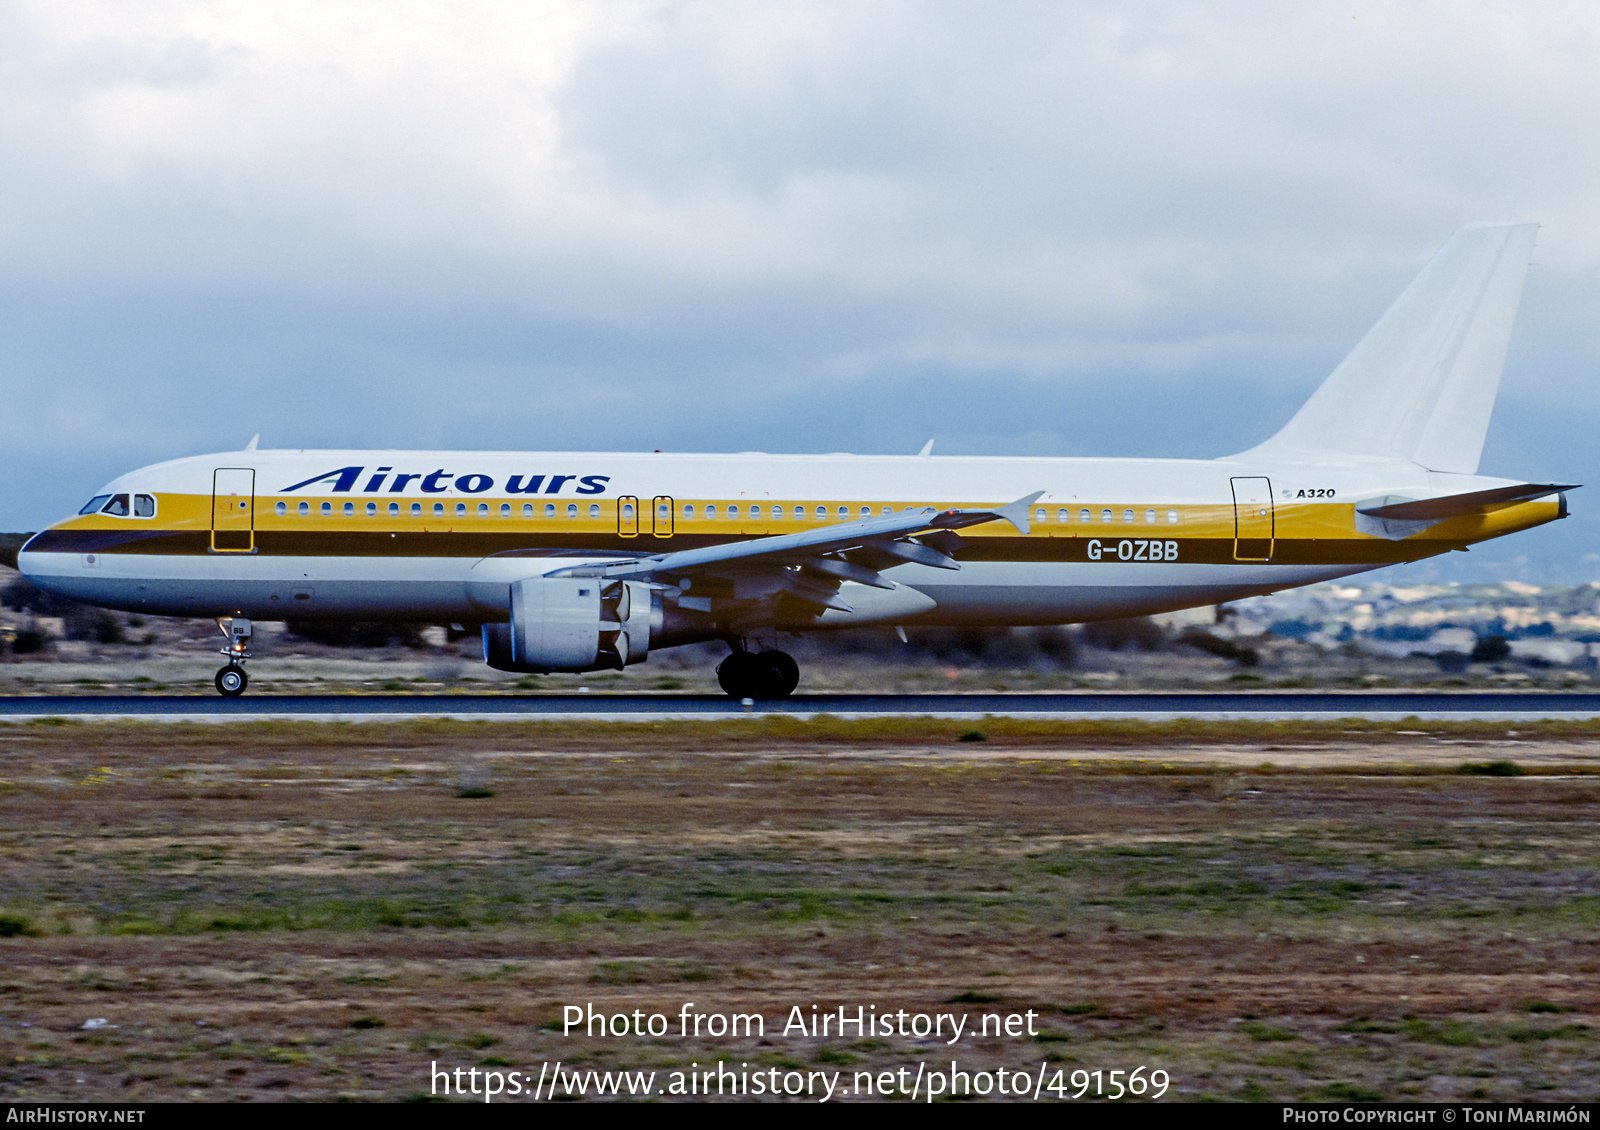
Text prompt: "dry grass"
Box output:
[[1, 720, 1598, 1102]]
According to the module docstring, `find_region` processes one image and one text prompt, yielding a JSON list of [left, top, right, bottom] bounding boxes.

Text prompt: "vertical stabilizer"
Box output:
[[1241, 222, 1538, 473]]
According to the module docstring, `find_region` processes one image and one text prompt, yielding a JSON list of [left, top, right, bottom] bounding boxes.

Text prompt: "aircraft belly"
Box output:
[[22, 549, 1385, 627], [17, 552, 481, 621], [898, 560, 1382, 625]]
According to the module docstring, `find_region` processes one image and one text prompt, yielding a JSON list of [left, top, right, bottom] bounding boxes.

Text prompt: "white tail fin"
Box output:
[[1240, 222, 1538, 473]]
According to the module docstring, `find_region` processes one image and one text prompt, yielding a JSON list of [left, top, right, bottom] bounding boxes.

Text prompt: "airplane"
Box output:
[[13, 222, 1574, 698]]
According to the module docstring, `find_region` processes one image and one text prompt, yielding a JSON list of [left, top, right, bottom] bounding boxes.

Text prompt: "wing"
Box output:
[[564, 492, 1044, 624]]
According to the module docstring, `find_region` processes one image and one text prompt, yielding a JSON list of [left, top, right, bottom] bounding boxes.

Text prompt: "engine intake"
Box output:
[[483, 578, 654, 673]]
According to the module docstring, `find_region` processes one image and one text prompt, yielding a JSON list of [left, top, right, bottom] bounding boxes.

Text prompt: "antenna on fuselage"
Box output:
[[917, 438, 934, 457], [244, 434, 259, 451]]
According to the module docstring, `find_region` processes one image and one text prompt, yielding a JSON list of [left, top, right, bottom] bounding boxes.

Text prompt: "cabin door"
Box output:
[[211, 468, 257, 553], [1230, 477, 1274, 562]]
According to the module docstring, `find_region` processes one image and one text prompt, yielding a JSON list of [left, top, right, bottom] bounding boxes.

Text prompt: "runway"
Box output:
[[2, 691, 1600, 722]]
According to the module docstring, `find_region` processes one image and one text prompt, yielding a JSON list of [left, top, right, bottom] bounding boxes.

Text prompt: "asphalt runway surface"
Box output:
[[2, 691, 1600, 721]]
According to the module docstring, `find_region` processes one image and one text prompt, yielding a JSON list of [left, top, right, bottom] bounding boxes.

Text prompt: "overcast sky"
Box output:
[[3, 1, 1597, 580]]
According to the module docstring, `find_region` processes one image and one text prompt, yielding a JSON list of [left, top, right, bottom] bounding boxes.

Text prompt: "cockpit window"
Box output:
[[100, 494, 131, 517], [133, 494, 156, 518], [79, 495, 112, 515]]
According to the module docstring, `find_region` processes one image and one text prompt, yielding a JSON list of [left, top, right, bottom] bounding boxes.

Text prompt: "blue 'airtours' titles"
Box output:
[[280, 467, 612, 495]]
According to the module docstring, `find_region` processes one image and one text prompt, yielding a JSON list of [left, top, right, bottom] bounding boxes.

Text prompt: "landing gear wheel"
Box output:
[[215, 664, 248, 697], [717, 650, 800, 699], [716, 651, 761, 698], [753, 650, 799, 699]]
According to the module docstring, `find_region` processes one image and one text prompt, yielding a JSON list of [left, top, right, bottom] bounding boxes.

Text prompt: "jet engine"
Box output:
[[483, 577, 655, 673]]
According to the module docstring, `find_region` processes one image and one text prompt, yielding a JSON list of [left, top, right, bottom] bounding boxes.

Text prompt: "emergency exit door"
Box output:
[[1230, 477, 1274, 562], [617, 495, 640, 537], [211, 468, 256, 553], [652, 495, 674, 538]]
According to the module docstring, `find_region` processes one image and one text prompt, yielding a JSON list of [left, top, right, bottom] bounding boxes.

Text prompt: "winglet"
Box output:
[[935, 491, 1045, 534], [992, 491, 1045, 534]]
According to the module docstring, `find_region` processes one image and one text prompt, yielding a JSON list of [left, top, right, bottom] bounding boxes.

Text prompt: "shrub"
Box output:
[[11, 631, 45, 655], [1471, 635, 1511, 663]]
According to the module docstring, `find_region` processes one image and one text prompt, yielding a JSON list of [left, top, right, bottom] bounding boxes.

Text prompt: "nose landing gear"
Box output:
[[215, 664, 248, 696], [716, 647, 800, 700], [214, 617, 253, 697]]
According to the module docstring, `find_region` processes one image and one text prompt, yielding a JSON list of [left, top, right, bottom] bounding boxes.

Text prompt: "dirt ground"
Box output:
[[1, 718, 1598, 1103]]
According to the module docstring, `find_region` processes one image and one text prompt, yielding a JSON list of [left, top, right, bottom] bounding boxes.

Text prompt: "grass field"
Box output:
[[1, 718, 1598, 1102]]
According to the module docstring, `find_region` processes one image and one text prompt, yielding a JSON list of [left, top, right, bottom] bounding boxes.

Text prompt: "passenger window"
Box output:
[[656, 503, 668, 519], [523, 503, 533, 517], [477, 503, 489, 517], [102, 494, 130, 516], [838, 506, 849, 519], [1080, 508, 1090, 523], [683, 504, 695, 518], [545, 503, 556, 518], [622, 503, 635, 520], [860, 506, 870, 518], [1167, 510, 1178, 524], [728, 504, 739, 519], [1100, 509, 1112, 523], [772, 505, 784, 519], [366, 502, 377, 516], [412, 502, 422, 516], [275, 501, 287, 516], [1145, 509, 1156, 524], [1123, 509, 1133, 523], [566, 503, 577, 518], [343, 502, 354, 516], [388, 502, 399, 516], [135, 495, 156, 518], [1057, 508, 1069, 523], [321, 502, 332, 516], [434, 502, 445, 517], [816, 506, 827, 519], [456, 503, 466, 517], [1036, 508, 1047, 522], [79, 495, 112, 515], [588, 503, 599, 518], [750, 505, 761, 518], [297, 501, 309, 516], [500, 503, 511, 517], [706, 504, 718, 519]]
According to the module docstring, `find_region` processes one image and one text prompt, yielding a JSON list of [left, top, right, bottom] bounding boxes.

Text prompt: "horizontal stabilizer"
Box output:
[[1357, 483, 1576, 521]]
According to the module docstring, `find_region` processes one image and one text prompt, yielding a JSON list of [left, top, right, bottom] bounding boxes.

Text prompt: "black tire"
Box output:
[[753, 650, 799, 699], [215, 665, 248, 697], [716, 651, 760, 698]]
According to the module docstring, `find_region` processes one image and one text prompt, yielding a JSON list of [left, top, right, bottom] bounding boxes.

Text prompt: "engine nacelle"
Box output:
[[483, 578, 654, 673]]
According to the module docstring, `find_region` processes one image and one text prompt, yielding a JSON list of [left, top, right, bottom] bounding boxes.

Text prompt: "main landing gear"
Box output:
[[214, 617, 253, 697], [716, 648, 800, 700]]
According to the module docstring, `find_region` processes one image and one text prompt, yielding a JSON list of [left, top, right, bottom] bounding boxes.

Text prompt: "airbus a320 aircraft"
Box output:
[[15, 223, 1573, 698]]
